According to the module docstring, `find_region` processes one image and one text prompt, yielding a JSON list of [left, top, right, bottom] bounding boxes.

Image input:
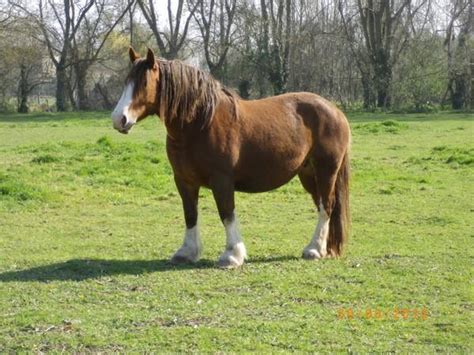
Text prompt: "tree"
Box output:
[[339, 0, 376, 108], [391, 33, 447, 111], [338, 0, 429, 108], [70, 0, 133, 109], [16, 47, 49, 113], [287, 1, 358, 104], [357, 0, 409, 107], [137, 0, 198, 59], [191, 0, 238, 81], [444, 0, 471, 109], [259, 0, 292, 95], [225, 0, 267, 97], [10, 0, 95, 111], [0, 11, 51, 112], [1, 0, 461, 112]]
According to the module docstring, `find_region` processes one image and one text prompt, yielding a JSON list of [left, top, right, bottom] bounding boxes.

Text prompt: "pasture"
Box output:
[[0, 111, 472, 352]]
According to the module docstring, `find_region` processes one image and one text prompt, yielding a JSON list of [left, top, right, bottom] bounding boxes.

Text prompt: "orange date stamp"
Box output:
[[337, 307, 429, 320]]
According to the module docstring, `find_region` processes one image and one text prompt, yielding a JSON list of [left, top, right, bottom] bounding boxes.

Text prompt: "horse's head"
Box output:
[[111, 47, 159, 134]]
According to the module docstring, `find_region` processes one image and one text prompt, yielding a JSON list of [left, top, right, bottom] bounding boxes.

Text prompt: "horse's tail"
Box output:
[[327, 150, 350, 257]]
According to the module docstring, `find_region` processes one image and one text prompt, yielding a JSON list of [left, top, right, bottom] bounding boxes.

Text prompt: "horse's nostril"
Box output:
[[121, 115, 127, 127]]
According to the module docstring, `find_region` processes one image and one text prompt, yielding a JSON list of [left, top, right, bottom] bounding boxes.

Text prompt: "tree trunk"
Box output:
[[161, 48, 178, 60], [56, 64, 67, 111], [450, 9, 471, 110], [238, 79, 250, 99], [361, 74, 373, 109], [259, 0, 292, 96], [17, 63, 29, 113], [209, 65, 225, 82], [356, 0, 413, 110], [76, 64, 90, 110], [451, 75, 468, 109], [374, 50, 392, 107], [271, 72, 285, 95]]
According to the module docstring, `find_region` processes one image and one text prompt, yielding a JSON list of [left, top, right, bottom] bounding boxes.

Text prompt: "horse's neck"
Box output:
[[163, 108, 212, 144], [164, 94, 236, 142]]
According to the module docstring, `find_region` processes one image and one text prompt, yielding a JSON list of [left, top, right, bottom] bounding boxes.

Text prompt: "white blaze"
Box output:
[[111, 82, 135, 132]]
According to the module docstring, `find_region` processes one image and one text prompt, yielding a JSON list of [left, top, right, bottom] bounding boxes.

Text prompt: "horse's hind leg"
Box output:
[[298, 158, 338, 259]]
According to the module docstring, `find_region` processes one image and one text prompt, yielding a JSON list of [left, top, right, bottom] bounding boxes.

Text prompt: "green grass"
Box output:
[[0, 111, 472, 352]]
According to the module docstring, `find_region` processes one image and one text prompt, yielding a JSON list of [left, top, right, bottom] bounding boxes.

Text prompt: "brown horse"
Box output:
[[111, 48, 351, 268]]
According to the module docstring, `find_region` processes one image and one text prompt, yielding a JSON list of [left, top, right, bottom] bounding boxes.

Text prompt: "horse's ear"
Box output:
[[129, 46, 140, 63], [146, 47, 156, 68]]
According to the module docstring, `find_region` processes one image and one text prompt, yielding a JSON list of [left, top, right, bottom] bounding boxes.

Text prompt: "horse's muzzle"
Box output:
[[115, 115, 135, 134]]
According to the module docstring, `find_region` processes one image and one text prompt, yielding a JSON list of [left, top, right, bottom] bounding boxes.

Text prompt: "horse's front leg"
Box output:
[[171, 177, 202, 264], [211, 176, 247, 268]]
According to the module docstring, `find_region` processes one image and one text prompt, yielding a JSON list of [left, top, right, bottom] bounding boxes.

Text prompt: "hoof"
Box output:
[[302, 248, 325, 260], [171, 254, 196, 265], [217, 255, 242, 269], [170, 243, 201, 265], [217, 243, 246, 269]]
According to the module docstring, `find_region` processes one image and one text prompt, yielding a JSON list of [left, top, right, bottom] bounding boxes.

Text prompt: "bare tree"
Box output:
[[16, 51, 50, 113], [259, 0, 292, 95], [337, 0, 429, 108], [444, 0, 471, 109], [192, 0, 238, 81], [70, 0, 134, 110], [10, 0, 96, 111], [338, 0, 376, 107], [2, 0, 459, 112], [0, 14, 50, 113], [357, 0, 404, 107], [127, 0, 138, 47], [137, 0, 198, 59], [286, 1, 358, 104]]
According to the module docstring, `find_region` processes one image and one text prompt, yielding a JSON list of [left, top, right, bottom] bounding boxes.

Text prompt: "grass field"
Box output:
[[0, 110, 472, 352]]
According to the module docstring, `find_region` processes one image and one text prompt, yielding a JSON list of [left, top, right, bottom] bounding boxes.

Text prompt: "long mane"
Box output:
[[156, 60, 236, 127]]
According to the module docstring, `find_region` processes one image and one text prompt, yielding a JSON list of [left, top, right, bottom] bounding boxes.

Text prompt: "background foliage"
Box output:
[[0, 0, 472, 112]]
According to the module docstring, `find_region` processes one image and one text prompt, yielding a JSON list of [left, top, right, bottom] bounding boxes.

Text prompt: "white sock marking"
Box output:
[[304, 201, 330, 258], [219, 214, 247, 267], [173, 225, 202, 262]]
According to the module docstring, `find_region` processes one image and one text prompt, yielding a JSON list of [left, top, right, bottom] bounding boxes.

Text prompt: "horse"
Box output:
[[111, 47, 351, 268]]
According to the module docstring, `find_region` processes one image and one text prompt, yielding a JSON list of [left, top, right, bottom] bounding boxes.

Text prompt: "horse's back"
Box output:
[[239, 92, 350, 150], [226, 92, 349, 192]]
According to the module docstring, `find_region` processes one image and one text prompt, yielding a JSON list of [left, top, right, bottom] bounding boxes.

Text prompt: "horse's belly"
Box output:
[[234, 154, 304, 193], [234, 174, 296, 193]]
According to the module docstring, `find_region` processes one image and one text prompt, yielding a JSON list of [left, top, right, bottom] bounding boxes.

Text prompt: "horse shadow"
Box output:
[[0, 255, 299, 283]]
